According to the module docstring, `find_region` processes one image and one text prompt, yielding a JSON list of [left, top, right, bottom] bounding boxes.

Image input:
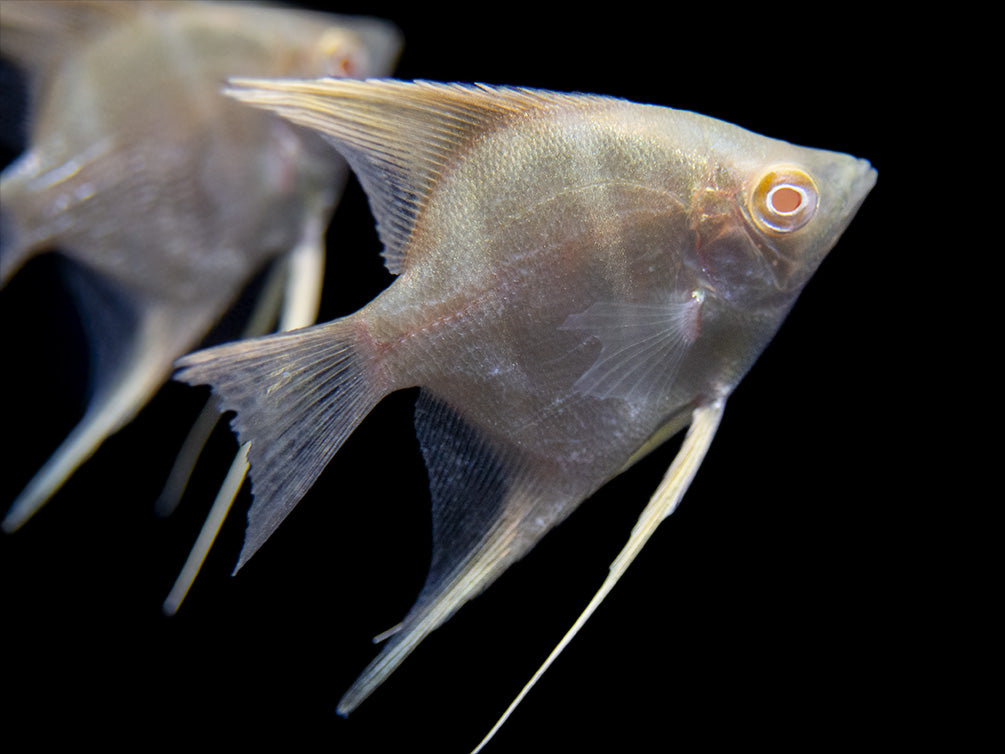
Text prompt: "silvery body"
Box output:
[[177, 79, 876, 739]]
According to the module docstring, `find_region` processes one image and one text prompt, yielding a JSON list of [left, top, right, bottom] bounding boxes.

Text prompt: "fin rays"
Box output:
[[338, 392, 576, 715], [224, 79, 617, 274], [561, 293, 704, 405], [175, 317, 387, 568]]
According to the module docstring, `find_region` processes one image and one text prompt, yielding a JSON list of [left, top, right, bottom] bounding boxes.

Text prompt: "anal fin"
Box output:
[[471, 400, 725, 752], [2, 299, 215, 531], [339, 391, 569, 714]]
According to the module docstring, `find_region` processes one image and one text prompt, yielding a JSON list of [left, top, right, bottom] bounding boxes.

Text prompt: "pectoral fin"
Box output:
[[560, 292, 704, 405]]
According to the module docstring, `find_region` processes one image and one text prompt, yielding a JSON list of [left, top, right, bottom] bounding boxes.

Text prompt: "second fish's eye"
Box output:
[[750, 166, 818, 234]]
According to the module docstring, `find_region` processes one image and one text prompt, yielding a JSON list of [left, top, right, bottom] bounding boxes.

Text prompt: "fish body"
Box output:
[[0, 1, 401, 529], [178, 78, 876, 730]]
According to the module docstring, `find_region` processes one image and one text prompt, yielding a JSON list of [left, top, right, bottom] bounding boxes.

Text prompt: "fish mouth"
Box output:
[[810, 154, 876, 228], [844, 157, 878, 216]]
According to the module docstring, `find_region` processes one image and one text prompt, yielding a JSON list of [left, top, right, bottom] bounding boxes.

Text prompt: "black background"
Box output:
[[1, 2, 939, 750]]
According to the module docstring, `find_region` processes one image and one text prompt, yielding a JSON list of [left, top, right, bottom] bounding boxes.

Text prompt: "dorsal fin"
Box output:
[[223, 78, 617, 274]]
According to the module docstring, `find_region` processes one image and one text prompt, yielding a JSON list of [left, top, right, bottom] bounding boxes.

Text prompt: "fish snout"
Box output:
[[850, 157, 878, 207]]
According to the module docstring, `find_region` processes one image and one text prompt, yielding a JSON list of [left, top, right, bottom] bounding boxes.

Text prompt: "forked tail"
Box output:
[[175, 315, 387, 569]]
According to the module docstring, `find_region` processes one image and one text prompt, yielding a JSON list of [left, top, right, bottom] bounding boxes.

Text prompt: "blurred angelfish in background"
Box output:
[[0, 1, 401, 532]]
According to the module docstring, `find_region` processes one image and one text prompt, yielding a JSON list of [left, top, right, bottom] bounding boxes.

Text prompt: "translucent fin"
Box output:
[[339, 392, 570, 714], [175, 315, 387, 570], [560, 291, 704, 404], [223, 78, 619, 275], [2, 303, 206, 531], [154, 258, 287, 517], [471, 400, 725, 753]]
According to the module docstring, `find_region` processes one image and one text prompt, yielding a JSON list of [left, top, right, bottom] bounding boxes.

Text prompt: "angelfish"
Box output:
[[176, 79, 876, 747], [0, 1, 400, 531]]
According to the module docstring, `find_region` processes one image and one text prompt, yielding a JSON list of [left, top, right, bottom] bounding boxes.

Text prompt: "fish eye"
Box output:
[[749, 166, 818, 234], [316, 28, 364, 77]]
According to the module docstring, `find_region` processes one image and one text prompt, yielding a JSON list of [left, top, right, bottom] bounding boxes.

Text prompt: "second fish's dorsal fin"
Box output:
[[223, 78, 618, 275], [0, 0, 141, 77]]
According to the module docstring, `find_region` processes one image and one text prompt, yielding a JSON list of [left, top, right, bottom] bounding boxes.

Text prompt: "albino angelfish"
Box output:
[[0, 1, 400, 531], [176, 79, 876, 748]]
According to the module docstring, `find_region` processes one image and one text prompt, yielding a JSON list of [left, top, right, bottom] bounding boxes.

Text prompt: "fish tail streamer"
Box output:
[[175, 315, 387, 569]]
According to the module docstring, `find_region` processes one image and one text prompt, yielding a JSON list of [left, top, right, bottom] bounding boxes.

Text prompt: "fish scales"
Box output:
[[176, 77, 875, 744], [365, 98, 771, 463]]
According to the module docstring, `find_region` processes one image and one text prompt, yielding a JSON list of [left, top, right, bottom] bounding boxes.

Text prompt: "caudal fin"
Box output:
[[175, 315, 387, 569]]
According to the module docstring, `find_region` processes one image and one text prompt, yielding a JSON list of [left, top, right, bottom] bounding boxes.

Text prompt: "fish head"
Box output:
[[685, 127, 876, 310], [230, 8, 402, 81], [305, 21, 402, 79]]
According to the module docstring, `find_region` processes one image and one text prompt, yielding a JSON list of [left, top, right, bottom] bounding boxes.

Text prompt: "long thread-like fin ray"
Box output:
[[471, 401, 725, 753], [162, 442, 250, 616]]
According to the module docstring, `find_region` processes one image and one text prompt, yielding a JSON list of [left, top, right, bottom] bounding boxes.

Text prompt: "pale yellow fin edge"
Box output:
[[470, 400, 725, 753], [162, 443, 250, 616], [338, 524, 519, 714]]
